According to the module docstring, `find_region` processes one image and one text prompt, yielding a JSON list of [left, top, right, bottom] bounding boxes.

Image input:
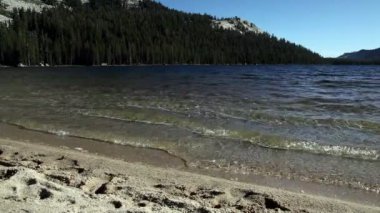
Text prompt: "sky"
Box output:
[[157, 0, 380, 58]]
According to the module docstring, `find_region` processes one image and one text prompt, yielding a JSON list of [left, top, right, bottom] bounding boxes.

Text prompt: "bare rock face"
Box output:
[[212, 17, 263, 34], [123, 0, 143, 8], [0, 14, 11, 23], [0, 0, 143, 22], [0, 0, 50, 23], [1, 0, 49, 13]]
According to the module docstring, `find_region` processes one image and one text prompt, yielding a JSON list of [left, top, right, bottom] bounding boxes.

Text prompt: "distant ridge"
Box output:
[[339, 48, 380, 62]]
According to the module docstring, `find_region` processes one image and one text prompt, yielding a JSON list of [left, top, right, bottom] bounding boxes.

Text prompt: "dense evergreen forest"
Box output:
[[0, 0, 323, 66]]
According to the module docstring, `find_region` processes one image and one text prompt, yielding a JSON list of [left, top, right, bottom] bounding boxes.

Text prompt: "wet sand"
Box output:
[[0, 123, 186, 169], [1, 123, 379, 206], [1, 138, 379, 212]]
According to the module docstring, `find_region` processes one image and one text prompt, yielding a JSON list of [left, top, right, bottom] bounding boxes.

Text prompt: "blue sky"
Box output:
[[157, 0, 380, 58]]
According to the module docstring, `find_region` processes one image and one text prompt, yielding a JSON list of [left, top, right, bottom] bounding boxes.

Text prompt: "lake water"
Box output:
[[0, 65, 379, 194]]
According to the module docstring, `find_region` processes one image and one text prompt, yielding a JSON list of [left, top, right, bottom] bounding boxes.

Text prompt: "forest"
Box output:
[[0, 0, 324, 66]]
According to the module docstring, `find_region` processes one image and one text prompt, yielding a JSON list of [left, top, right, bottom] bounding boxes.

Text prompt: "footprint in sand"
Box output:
[[233, 189, 290, 211], [26, 178, 37, 186], [39, 188, 52, 200], [111, 200, 122, 209], [0, 169, 18, 180]]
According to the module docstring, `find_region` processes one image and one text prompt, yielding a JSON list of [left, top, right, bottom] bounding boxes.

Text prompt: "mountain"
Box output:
[[0, 0, 261, 35], [339, 48, 380, 62], [1, 0, 261, 34], [0, 0, 323, 66]]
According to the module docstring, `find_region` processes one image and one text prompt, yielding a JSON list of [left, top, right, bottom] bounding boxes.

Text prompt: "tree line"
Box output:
[[0, 0, 323, 66]]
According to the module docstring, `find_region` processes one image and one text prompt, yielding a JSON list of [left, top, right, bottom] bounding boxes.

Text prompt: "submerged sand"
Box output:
[[0, 139, 379, 213]]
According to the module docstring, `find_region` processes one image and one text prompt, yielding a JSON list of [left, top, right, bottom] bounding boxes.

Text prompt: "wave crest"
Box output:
[[285, 141, 379, 160]]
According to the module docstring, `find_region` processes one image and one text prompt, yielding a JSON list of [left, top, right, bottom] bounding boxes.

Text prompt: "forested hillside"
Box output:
[[0, 0, 323, 66]]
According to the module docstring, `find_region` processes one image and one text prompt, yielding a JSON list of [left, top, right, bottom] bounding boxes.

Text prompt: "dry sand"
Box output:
[[0, 138, 379, 213]]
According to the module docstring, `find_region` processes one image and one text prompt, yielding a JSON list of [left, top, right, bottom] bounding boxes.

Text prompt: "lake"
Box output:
[[0, 65, 379, 195]]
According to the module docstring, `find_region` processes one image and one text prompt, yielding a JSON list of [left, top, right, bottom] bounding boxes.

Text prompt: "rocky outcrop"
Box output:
[[0, 0, 143, 22], [1, 0, 49, 13], [0, 0, 50, 22], [0, 14, 10, 23], [123, 0, 143, 8], [212, 17, 263, 34]]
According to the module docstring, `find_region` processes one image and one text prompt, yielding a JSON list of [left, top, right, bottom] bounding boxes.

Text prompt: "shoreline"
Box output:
[[0, 123, 379, 207], [0, 123, 187, 169], [0, 139, 379, 212], [1, 64, 380, 69]]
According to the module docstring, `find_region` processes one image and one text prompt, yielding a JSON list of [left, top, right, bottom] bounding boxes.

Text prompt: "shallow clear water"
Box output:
[[0, 65, 379, 192]]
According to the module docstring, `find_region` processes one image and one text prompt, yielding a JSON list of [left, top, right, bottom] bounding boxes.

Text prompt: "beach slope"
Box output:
[[0, 139, 378, 213]]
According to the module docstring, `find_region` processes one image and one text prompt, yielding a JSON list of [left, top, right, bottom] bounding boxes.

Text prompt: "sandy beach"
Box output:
[[0, 0, 379, 212], [0, 138, 378, 213]]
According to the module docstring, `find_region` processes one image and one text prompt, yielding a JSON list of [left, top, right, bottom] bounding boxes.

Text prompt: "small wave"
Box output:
[[78, 111, 380, 161], [83, 112, 236, 140], [182, 125, 380, 161], [315, 79, 379, 89], [49, 130, 70, 136], [190, 126, 230, 137], [5, 118, 379, 161], [195, 109, 380, 134], [249, 112, 380, 133], [285, 141, 379, 160], [83, 113, 175, 127], [191, 127, 380, 161]]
